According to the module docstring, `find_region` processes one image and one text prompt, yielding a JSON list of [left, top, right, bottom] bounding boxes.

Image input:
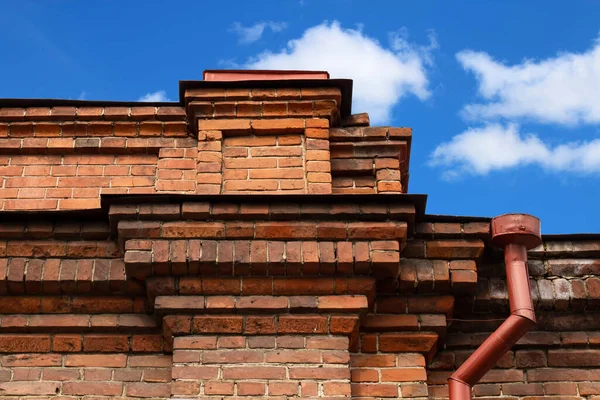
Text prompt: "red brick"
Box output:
[[351, 383, 398, 397], [289, 366, 349, 380], [277, 316, 329, 336], [545, 382, 578, 395], [378, 333, 438, 353], [224, 180, 279, 191], [580, 382, 600, 395], [43, 368, 80, 381], [63, 382, 123, 396], [174, 336, 217, 349], [192, 315, 243, 333], [129, 355, 171, 367], [65, 354, 127, 367], [222, 366, 286, 380], [53, 334, 82, 352], [0, 334, 51, 352], [265, 349, 321, 364], [351, 354, 396, 367], [248, 336, 276, 349], [237, 382, 266, 396], [302, 337, 347, 351], [84, 368, 112, 381], [318, 295, 367, 312], [0, 107, 25, 121], [132, 335, 163, 352], [255, 222, 317, 239], [381, 367, 427, 382], [274, 336, 302, 349], [126, 383, 170, 398], [204, 381, 234, 395], [397, 354, 426, 367], [269, 381, 299, 396], [529, 368, 600, 382], [348, 222, 406, 240], [245, 316, 276, 335], [328, 315, 357, 335], [548, 349, 600, 367], [426, 239, 485, 258], [83, 334, 130, 352], [0, 296, 41, 313], [171, 381, 200, 396], [0, 382, 61, 395], [2, 354, 61, 366]]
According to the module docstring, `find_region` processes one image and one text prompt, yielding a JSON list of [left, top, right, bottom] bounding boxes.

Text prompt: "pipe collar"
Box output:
[[491, 213, 541, 250]]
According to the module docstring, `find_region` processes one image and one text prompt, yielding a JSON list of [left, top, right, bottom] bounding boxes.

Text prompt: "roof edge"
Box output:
[[0, 98, 178, 107], [179, 78, 353, 117], [0, 193, 427, 222]]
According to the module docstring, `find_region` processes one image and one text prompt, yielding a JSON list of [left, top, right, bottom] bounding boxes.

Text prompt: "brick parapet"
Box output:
[[1, 83, 411, 210]]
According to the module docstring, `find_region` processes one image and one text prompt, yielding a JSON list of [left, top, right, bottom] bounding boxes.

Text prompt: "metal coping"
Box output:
[[202, 70, 331, 80]]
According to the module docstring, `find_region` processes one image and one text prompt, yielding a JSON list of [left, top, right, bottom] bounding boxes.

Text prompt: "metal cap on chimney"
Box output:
[[203, 70, 330, 81]]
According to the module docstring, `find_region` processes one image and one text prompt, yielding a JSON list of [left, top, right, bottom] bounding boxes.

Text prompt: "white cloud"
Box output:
[[430, 36, 600, 178], [430, 123, 600, 178], [457, 37, 600, 125], [138, 90, 170, 102], [245, 21, 437, 124], [230, 21, 287, 44]]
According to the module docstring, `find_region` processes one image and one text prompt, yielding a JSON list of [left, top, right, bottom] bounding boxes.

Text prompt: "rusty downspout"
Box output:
[[448, 213, 542, 400]]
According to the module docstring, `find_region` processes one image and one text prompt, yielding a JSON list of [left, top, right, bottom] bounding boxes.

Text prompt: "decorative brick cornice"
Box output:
[[154, 295, 369, 316], [125, 239, 402, 280]]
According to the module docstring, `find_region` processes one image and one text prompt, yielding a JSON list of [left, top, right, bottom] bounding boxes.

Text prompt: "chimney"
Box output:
[[180, 69, 409, 195]]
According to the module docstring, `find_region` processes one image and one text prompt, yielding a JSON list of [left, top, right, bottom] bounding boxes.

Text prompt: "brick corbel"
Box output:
[[330, 141, 408, 194], [158, 294, 368, 351], [107, 200, 417, 241], [123, 238, 404, 280], [184, 86, 343, 130]]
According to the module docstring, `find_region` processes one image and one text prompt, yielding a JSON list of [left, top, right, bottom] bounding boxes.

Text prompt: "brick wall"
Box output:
[[1, 84, 410, 206], [329, 127, 410, 194], [172, 335, 350, 399], [351, 351, 429, 398], [196, 118, 333, 194], [1, 198, 600, 400], [429, 332, 600, 398], [0, 352, 170, 398], [1, 76, 600, 400], [410, 220, 600, 398], [222, 134, 306, 193], [0, 106, 199, 210], [2, 154, 158, 210], [0, 289, 169, 398]]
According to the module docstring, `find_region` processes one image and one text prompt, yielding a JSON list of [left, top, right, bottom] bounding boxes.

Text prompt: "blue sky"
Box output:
[[2, 1, 600, 234]]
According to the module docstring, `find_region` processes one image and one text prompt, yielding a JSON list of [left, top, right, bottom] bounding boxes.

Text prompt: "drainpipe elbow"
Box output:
[[512, 308, 537, 325], [448, 377, 471, 400]]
